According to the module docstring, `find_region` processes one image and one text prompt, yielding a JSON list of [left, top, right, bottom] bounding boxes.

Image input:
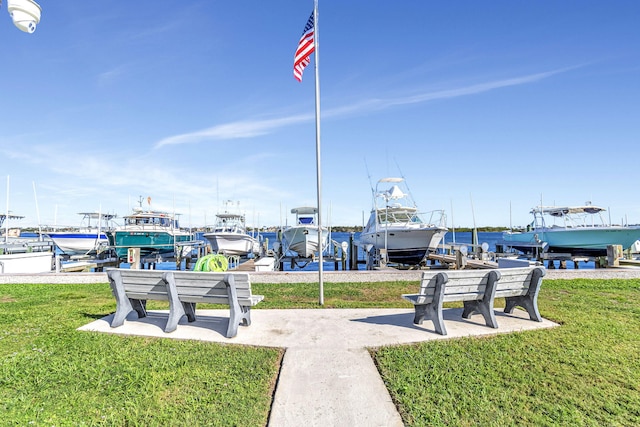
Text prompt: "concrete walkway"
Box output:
[[79, 307, 558, 426]]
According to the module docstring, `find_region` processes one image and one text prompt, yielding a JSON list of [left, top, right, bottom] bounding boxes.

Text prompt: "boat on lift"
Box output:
[[107, 198, 193, 259], [46, 212, 117, 256], [501, 203, 640, 257], [203, 201, 260, 257], [358, 177, 448, 266], [282, 207, 328, 258]]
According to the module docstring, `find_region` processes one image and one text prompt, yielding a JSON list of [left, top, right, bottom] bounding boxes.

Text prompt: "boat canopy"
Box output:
[[534, 206, 606, 217], [291, 207, 318, 215], [216, 213, 245, 220], [0, 214, 24, 227]]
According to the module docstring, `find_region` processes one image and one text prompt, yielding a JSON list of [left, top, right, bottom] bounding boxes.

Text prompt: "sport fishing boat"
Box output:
[[46, 212, 117, 256], [282, 207, 328, 258], [203, 204, 260, 257], [108, 205, 193, 259], [501, 203, 640, 256], [358, 177, 448, 265]]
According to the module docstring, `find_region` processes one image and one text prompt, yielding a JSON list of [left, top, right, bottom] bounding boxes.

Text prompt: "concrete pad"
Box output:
[[79, 308, 558, 426]]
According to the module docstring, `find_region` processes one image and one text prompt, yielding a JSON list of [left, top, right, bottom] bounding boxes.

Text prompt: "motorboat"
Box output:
[[46, 212, 117, 256], [203, 208, 260, 257], [107, 204, 193, 259], [358, 177, 448, 265], [500, 203, 640, 256], [282, 207, 328, 258], [0, 213, 53, 273]]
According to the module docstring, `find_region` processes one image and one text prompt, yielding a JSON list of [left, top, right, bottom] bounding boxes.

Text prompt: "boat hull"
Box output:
[[0, 251, 52, 273], [282, 226, 328, 258], [502, 227, 640, 256], [359, 226, 447, 264], [204, 232, 259, 256], [47, 232, 109, 255], [109, 231, 193, 259]]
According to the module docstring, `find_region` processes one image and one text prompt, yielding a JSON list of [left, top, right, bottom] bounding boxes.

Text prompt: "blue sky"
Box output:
[[1, 1, 639, 230]]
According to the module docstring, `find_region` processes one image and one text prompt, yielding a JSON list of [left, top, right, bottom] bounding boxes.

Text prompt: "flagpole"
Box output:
[[313, 0, 324, 305]]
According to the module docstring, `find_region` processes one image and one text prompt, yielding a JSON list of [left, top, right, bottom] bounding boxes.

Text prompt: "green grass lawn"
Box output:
[[0, 283, 282, 426], [373, 278, 640, 426], [1, 277, 639, 426]]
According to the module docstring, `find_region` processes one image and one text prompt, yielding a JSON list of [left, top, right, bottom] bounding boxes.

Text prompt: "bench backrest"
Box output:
[[494, 266, 545, 298], [164, 271, 254, 305], [418, 266, 544, 303], [419, 269, 501, 304], [108, 269, 168, 301]]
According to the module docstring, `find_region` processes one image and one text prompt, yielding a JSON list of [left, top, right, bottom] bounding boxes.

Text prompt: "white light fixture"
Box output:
[[3, 0, 41, 33]]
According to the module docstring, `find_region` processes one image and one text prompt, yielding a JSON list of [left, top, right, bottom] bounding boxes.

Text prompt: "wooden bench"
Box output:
[[107, 268, 264, 337], [401, 266, 545, 335], [162, 271, 264, 338]]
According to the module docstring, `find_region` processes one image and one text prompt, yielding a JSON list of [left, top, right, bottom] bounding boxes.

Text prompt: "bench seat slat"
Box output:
[[124, 292, 169, 301]]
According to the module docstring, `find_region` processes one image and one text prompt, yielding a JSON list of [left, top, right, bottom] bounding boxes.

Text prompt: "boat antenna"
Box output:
[[96, 204, 102, 250], [450, 199, 456, 245], [394, 159, 417, 208], [469, 193, 477, 229], [363, 157, 374, 197], [509, 200, 512, 231], [32, 181, 43, 241]]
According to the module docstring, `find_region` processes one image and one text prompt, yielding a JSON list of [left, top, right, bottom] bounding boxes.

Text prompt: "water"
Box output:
[[442, 231, 596, 269], [113, 230, 597, 271]]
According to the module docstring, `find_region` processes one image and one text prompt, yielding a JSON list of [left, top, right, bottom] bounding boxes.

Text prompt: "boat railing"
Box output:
[[421, 209, 447, 228]]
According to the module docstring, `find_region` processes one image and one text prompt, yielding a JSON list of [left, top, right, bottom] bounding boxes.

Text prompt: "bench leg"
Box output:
[[225, 274, 244, 338], [413, 274, 447, 335], [504, 267, 545, 322], [240, 306, 252, 326], [461, 270, 499, 329], [130, 299, 147, 319], [108, 269, 145, 328], [163, 272, 188, 333], [182, 302, 197, 322], [414, 303, 446, 335]]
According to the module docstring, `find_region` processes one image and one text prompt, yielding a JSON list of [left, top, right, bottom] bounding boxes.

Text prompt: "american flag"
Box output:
[[293, 11, 315, 82]]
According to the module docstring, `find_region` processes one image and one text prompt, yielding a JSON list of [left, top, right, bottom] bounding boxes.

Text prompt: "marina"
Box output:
[[3, 186, 640, 274], [3, 227, 640, 274]]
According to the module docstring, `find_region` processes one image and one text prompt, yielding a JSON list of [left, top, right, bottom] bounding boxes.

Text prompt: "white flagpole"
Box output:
[[313, 0, 324, 305]]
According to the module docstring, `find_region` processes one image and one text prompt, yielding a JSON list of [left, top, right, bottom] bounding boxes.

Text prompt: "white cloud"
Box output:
[[154, 67, 575, 148]]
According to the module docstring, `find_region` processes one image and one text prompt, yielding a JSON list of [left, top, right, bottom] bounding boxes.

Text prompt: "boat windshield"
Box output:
[[126, 216, 175, 227], [377, 211, 421, 224], [298, 216, 315, 225]]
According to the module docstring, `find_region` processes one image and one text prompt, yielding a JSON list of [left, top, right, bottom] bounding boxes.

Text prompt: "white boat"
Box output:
[[358, 177, 448, 265], [501, 203, 640, 256], [282, 207, 328, 258], [1, 213, 53, 274], [203, 209, 260, 257], [46, 212, 117, 256]]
